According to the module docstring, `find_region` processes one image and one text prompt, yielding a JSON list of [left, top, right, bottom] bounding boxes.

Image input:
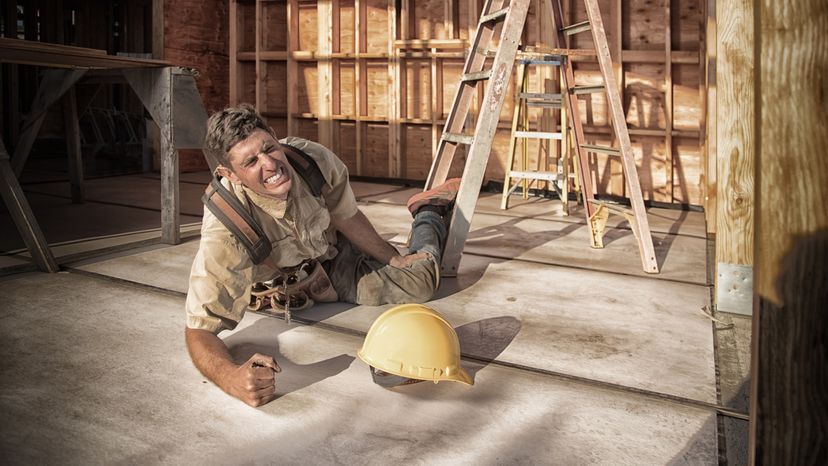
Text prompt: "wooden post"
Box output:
[[751, 1, 828, 463], [11, 69, 87, 177], [0, 138, 59, 273], [287, 0, 299, 136], [703, 0, 717, 235], [715, 0, 754, 314], [61, 87, 84, 204], [665, 0, 674, 203], [387, 0, 399, 178], [317, 0, 334, 148]]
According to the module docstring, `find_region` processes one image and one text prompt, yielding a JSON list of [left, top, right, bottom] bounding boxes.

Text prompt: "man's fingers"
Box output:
[[248, 353, 281, 373], [255, 383, 277, 398], [252, 366, 277, 380]]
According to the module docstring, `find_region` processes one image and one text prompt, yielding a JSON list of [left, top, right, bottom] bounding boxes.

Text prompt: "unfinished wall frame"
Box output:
[[229, 0, 706, 206]]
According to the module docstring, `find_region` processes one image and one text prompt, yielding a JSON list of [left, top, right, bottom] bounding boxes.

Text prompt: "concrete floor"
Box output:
[[0, 173, 749, 464]]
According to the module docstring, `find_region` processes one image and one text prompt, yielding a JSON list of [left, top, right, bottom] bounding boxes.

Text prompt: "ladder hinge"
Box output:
[[570, 85, 605, 95]]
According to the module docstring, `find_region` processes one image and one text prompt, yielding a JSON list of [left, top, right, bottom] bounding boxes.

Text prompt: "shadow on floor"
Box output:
[[456, 316, 522, 382], [224, 317, 355, 397]]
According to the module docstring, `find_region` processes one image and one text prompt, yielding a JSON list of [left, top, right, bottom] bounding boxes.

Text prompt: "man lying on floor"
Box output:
[[185, 104, 459, 407]]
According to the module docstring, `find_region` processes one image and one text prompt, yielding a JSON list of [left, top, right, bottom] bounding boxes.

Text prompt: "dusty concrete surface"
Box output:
[[0, 272, 717, 465], [0, 178, 731, 464]]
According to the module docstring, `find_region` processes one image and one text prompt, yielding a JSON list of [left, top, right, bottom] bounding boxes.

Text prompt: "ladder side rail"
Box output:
[[583, 0, 659, 273], [544, 0, 597, 220], [441, 0, 533, 275], [425, 0, 507, 189]]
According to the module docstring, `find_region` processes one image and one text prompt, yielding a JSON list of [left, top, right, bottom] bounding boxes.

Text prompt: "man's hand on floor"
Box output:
[[389, 251, 431, 269], [222, 353, 282, 407]]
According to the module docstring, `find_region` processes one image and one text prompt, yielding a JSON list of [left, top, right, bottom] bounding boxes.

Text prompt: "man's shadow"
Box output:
[[223, 317, 355, 397]]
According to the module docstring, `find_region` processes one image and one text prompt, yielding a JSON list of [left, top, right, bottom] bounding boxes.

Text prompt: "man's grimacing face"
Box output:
[[218, 129, 293, 199]]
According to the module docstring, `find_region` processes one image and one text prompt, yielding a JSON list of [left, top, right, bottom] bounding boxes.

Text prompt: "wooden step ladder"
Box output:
[[499, 52, 582, 216], [423, 0, 660, 276]]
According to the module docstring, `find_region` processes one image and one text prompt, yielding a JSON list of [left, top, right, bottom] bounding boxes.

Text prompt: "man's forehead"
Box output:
[[227, 130, 280, 160]]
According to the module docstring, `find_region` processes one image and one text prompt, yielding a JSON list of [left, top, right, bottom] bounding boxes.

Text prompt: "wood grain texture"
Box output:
[[715, 0, 754, 267], [751, 3, 827, 463]]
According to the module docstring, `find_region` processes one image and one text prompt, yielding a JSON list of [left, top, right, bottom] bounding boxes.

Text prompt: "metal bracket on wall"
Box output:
[[716, 263, 753, 315]]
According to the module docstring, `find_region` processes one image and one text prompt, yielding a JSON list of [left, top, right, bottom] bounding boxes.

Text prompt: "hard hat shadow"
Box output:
[[224, 317, 355, 398], [455, 316, 522, 383]]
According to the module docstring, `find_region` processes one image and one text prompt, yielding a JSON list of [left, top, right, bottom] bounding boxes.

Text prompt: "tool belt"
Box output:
[[248, 258, 338, 315]]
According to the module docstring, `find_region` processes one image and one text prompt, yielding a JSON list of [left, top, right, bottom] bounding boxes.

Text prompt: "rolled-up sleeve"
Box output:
[[282, 137, 359, 220], [185, 231, 255, 334]]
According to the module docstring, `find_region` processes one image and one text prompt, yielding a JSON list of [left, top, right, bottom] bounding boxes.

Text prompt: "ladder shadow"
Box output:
[[224, 317, 355, 397], [455, 316, 522, 383], [463, 215, 584, 256]]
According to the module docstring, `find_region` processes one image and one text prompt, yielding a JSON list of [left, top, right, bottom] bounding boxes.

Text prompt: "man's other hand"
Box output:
[[389, 251, 431, 269], [223, 353, 282, 407]]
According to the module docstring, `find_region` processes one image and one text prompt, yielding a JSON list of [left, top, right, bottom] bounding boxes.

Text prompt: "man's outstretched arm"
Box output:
[[185, 327, 281, 407], [332, 209, 401, 264]]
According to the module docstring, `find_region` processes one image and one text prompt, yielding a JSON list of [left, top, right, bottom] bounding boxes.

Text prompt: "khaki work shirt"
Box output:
[[185, 137, 359, 333]]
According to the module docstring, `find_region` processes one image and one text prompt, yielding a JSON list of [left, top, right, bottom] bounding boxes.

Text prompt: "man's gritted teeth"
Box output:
[[264, 165, 285, 186]]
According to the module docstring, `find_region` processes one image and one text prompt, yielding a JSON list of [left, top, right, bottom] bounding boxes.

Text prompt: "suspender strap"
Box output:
[[202, 178, 273, 265], [369, 366, 424, 388], [201, 140, 326, 269], [281, 142, 327, 197]]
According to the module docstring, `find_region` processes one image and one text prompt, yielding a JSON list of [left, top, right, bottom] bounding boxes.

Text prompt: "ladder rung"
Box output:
[[480, 7, 509, 24], [518, 58, 563, 66], [581, 144, 621, 155], [443, 133, 474, 145], [514, 131, 562, 140], [561, 21, 591, 35], [589, 199, 634, 217], [526, 101, 562, 108], [519, 92, 562, 100], [509, 170, 558, 182], [571, 85, 605, 95], [461, 70, 492, 82]]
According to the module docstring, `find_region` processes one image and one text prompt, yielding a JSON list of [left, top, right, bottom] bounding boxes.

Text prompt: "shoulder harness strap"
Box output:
[[201, 140, 326, 266]]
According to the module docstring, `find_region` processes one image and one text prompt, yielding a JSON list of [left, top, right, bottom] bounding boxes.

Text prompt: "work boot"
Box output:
[[406, 178, 462, 217]]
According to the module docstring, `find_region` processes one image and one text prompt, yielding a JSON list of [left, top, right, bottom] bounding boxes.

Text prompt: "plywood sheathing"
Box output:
[[229, 0, 706, 206]]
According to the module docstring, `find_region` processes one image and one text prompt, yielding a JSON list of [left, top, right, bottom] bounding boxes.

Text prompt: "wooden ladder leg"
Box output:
[[441, 0, 533, 276], [583, 0, 659, 273], [560, 59, 570, 215], [425, 0, 507, 189], [0, 139, 59, 273], [501, 62, 528, 210]]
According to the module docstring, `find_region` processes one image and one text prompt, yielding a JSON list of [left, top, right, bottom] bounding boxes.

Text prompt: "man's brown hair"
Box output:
[[203, 103, 277, 170]]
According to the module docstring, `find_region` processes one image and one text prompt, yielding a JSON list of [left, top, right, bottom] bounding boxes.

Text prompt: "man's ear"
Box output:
[[216, 165, 240, 183]]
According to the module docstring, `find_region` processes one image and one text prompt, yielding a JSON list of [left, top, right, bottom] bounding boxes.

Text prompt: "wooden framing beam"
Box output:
[[11, 68, 87, 177], [61, 87, 84, 204], [715, 0, 755, 313], [0, 138, 59, 273], [751, 1, 828, 462]]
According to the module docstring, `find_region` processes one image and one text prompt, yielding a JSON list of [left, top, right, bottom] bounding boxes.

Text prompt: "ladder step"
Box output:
[[442, 133, 474, 145], [571, 85, 605, 95], [580, 144, 621, 155], [509, 170, 558, 182], [479, 7, 509, 24], [561, 21, 591, 35], [461, 70, 492, 82], [514, 131, 562, 140], [518, 58, 563, 66], [519, 92, 563, 100]]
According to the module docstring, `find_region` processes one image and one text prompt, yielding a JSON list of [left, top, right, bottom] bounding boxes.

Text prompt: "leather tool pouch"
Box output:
[[249, 259, 338, 312]]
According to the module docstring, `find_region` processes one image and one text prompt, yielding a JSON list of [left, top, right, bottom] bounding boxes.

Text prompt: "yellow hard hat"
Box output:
[[358, 304, 473, 386]]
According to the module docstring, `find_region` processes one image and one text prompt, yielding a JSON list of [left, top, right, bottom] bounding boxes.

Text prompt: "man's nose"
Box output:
[[258, 153, 277, 169]]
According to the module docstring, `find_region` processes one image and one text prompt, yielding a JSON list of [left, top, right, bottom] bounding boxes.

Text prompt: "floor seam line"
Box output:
[[64, 267, 744, 420]]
